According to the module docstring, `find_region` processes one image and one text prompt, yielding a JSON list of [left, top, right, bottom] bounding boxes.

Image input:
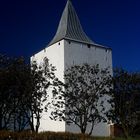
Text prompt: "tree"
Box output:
[[0, 55, 33, 131], [0, 54, 21, 130], [107, 68, 140, 138], [51, 64, 112, 135], [21, 58, 57, 132], [0, 54, 58, 132]]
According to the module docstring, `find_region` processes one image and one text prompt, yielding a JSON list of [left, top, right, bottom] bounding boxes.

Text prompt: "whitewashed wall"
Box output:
[[64, 40, 112, 70], [31, 40, 66, 132], [32, 39, 113, 136], [64, 40, 112, 136]]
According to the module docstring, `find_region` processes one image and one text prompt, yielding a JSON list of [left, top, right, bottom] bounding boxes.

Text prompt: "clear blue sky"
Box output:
[[0, 0, 140, 71]]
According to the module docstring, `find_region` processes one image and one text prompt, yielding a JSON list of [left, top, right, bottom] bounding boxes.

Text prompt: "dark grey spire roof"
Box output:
[[48, 0, 95, 46]]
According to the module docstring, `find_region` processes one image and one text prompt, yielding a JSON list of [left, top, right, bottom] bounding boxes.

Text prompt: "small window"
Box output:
[[43, 57, 49, 64], [106, 49, 108, 52], [58, 42, 60, 45], [87, 44, 91, 48], [69, 41, 71, 44], [73, 61, 75, 65]]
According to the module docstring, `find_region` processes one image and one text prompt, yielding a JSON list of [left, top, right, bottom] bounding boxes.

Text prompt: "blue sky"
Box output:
[[0, 0, 140, 71]]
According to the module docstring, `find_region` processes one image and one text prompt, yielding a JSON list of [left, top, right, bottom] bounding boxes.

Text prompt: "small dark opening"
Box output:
[[87, 44, 91, 48], [58, 42, 60, 45], [69, 41, 71, 44]]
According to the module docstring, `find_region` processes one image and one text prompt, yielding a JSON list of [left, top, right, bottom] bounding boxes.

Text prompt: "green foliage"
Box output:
[[107, 68, 140, 138], [0, 54, 59, 132], [0, 55, 30, 131], [51, 64, 112, 135]]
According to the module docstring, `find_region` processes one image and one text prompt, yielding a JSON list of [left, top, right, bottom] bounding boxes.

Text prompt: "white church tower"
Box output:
[[31, 0, 112, 136]]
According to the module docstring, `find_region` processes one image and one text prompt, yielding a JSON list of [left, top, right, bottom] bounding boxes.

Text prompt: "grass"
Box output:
[[0, 131, 139, 140], [113, 137, 140, 140]]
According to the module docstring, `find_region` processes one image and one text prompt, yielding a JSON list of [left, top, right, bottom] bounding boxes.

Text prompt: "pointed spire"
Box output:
[[48, 0, 94, 46]]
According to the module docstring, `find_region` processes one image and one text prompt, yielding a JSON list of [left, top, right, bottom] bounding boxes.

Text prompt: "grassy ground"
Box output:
[[0, 131, 140, 140], [83, 136, 140, 140], [113, 138, 140, 140]]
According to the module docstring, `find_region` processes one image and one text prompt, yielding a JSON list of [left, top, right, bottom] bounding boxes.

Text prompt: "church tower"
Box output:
[[31, 0, 112, 136]]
